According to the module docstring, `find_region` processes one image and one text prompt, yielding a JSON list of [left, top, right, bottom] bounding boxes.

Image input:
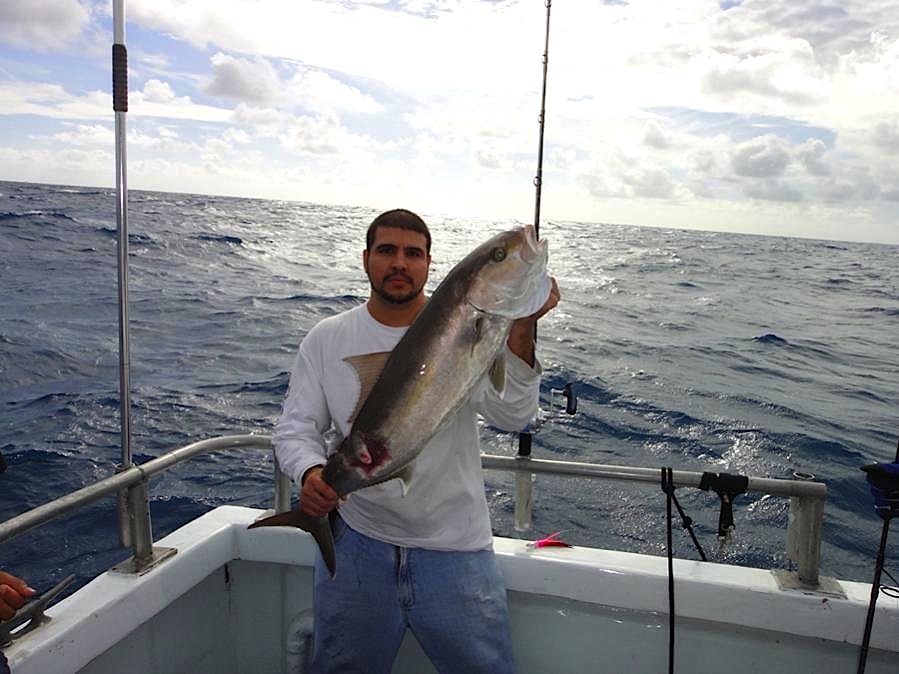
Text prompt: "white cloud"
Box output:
[[224, 128, 252, 144], [141, 79, 178, 104], [797, 138, 831, 176], [206, 53, 281, 104], [643, 121, 670, 150], [231, 104, 293, 133], [731, 135, 792, 178], [0, 0, 90, 51], [700, 38, 828, 107], [287, 69, 383, 115], [130, 80, 232, 123], [0, 80, 108, 119], [50, 123, 113, 146], [745, 179, 803, 202], [128, 128, 194, 153], [623, 166, 677, 199], [278, 113, 364, 156], [873, 120, 899, 154]]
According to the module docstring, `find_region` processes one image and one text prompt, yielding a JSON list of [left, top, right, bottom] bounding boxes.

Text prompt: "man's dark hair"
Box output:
[[366, 209, 431, 254]]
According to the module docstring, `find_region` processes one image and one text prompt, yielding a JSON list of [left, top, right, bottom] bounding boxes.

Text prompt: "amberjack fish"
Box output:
[[249, 225, 550, 577]]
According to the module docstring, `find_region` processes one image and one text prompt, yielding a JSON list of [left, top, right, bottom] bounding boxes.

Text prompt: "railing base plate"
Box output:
[[772, 570, 846, 599], [111, 546, 177, 576]]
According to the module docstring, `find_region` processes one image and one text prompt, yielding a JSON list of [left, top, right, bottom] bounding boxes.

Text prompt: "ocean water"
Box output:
[[0, 180, 897, 601]]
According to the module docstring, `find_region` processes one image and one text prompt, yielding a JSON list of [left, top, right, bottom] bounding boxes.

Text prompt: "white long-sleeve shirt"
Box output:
[[273, 302, 541, 551]]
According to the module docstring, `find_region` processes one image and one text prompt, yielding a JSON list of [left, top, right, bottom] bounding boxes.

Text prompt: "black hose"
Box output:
[[662, 467, 676, 674]]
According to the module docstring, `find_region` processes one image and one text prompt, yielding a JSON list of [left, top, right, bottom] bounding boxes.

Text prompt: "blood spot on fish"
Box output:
[[352, 434, 391, 475]]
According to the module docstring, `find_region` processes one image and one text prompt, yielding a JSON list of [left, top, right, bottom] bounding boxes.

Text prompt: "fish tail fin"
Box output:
[[248, 509, 337, 578]]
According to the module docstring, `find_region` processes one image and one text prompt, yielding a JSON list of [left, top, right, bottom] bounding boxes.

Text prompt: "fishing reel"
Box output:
[[861, 462, 899, 520], [527, 382, 578, 436]]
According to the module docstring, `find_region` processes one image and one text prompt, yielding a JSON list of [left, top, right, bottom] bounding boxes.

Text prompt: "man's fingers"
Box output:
[[0, 573, 34, 597], [300, 484, 338, 518], [0, 584, 26, 619]]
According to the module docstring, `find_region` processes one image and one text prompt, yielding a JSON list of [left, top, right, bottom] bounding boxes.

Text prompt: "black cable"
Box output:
[[857, 519, 891, 674], [669, 486, 708, 562], [878, 567, 899, 598], [662, 467, 675, 674]]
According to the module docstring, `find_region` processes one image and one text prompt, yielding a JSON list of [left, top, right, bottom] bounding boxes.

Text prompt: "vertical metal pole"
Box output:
[[514, 0, 552, 532], [112, 0, 134, 548], [274, 452, 292, 513], [127, 482, 154, 564]]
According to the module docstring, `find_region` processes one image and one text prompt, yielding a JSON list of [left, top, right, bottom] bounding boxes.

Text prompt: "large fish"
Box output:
[[249, 225, 550, 576]]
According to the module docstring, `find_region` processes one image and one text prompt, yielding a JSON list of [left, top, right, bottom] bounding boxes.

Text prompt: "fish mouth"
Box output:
[[520, 224, 546, 264]]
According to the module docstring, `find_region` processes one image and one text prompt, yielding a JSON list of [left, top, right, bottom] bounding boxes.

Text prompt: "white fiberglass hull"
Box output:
[[5, 506, 898, 674]]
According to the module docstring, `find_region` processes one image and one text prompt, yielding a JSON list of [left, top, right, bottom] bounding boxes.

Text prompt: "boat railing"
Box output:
[[0, 434, 827, 585]]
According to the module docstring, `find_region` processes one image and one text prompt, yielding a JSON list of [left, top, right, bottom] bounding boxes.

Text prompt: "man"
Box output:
[[274, 209, 559, 673]]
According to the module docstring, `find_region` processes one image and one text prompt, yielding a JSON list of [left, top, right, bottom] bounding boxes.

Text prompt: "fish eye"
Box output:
[[491, 247, 506, 262]]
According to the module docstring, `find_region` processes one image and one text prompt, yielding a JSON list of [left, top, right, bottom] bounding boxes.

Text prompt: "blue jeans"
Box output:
[[310, 515, 516, 674]]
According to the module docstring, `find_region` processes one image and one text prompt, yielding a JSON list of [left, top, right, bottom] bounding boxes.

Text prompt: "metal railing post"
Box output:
[[126, 481, 154, 564], [787, 472, 824, 585], [274, 453, 292, 514]]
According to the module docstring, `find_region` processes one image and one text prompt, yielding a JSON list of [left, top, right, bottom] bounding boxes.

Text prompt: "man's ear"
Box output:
[[362, 249, 369, 274]]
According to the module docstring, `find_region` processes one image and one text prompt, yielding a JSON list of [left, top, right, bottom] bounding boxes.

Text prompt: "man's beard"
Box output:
[[370, 274, 423, 305]]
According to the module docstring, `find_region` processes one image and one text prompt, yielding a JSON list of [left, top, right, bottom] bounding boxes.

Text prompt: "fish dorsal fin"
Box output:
[[488, 351, 506, 397], [344, 351, 392, 422]]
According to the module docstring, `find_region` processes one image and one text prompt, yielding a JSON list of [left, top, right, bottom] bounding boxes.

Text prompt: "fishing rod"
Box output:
[[532, 0, 552, 237], [857, 437, 899, 674], [514, 0, 552, 531]]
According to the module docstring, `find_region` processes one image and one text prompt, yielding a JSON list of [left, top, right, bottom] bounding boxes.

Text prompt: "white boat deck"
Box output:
[[6, 505, 898, 673]]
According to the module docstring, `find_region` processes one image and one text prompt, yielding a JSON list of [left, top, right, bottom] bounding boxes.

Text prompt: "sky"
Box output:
[[1, 1, 899, 245]]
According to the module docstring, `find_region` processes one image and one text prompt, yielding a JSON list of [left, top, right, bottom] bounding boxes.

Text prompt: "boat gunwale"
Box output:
[[4, 505, 897, 674]]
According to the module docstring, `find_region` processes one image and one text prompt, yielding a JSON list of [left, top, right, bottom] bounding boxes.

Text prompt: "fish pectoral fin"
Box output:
[[488, 352, 506, 396], [394, 462, 416, 496], [344, 351, 392, 422]]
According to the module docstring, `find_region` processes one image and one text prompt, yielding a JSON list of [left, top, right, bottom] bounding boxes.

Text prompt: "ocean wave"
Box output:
[[0, 209, 79, 223], [858, 306, 899, 316], [195, 233, 244, 245], [752, 333, 788, 345]]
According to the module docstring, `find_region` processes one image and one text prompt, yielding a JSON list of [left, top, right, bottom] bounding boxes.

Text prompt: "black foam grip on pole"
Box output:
[[113, 43, 128, 112]]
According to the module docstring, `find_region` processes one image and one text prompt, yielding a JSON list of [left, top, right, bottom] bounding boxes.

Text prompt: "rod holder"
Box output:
[[787, 472, 823, 586]]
